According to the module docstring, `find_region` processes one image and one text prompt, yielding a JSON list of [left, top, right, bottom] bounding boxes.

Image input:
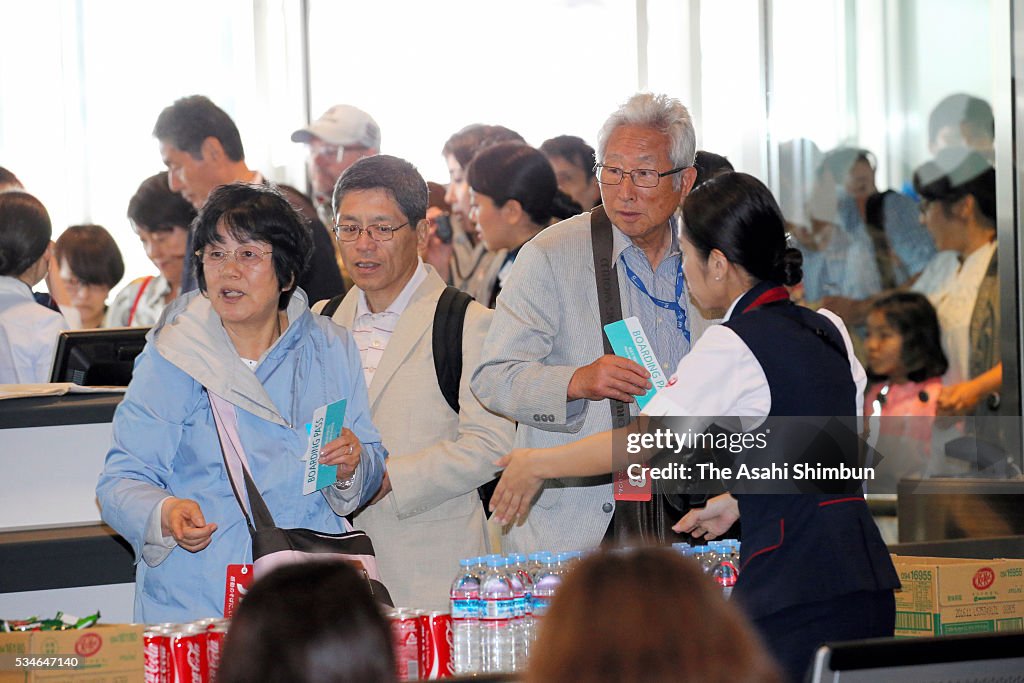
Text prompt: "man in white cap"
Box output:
[[292, 105, 381, 226]]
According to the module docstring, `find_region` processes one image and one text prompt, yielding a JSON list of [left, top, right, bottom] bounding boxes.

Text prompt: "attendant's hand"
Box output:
[[490, 449, 544, 525], [319, 428, 361, 481], [937, 381, 983, 416], [161, 497, 217, 553], [369, 470, 392, 505], [568, 355, 651, 402], [673, 493, 739, 541]]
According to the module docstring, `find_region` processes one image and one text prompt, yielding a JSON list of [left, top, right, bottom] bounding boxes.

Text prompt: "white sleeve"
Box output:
[[141, 496, 178, 567], [642, 325, 770, 419], [817, 308, 867, 417]]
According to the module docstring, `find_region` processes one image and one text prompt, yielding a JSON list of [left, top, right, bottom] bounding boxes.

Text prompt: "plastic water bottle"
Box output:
[[531, 554, 562, 619], [480, 556, 515, 673], [450, 558, 482, 674], [692, 545, 714, 573], [502, 557, 528, 671], [528, 551, 550, 584], [711, 556, 739, 598]]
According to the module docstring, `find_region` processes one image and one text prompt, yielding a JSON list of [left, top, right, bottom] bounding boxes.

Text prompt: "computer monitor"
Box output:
[[808, 632, 1024, 682], [48, 327, 151, 386]]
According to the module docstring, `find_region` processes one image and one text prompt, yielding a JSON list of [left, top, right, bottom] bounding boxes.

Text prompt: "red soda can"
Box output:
[[144, 629, 172, 683], [425, 611, 454, 679], [390, 609, 423, 681], [206, 622, 229, 682], [170, 624, 208, 683]]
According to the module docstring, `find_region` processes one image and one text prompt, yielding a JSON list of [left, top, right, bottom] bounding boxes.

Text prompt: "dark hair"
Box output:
[[539, 135, 597, 180], [869, 292, 949, 382], [0, 192, 51, 276], [191, 183, 313, 309], [153, 95, 245, 162], [682, 172, 802, 287], [333, 155, 428, 227], [0, 166, 23, 190], [929, 93, 994, 145], [527, 547, 781, 683], [218, 563, 395, 683], [426, 181, 451, 213], [467, 142, 582, 226], [693, 150, 735, 189], [818, 147, 874, 181], [127, 172, 197, 234], [55, 224, 125, 288], [913, 148, 995, 227], [442, 124, 525, 170]]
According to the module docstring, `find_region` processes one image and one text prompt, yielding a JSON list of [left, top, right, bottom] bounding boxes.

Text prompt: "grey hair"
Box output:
[[596, 93, 696, 190]]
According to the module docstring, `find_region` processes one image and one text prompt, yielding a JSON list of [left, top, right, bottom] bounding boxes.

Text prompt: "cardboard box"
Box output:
[[892, 554, 1024, 637], [0, 624, 143, 682]]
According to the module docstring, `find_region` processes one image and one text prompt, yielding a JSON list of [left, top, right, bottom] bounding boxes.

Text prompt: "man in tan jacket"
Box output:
[[315, 154, 514, 611]]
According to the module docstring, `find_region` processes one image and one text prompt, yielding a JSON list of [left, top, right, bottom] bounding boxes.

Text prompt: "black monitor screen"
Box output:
[[49, 327, 151, 386]]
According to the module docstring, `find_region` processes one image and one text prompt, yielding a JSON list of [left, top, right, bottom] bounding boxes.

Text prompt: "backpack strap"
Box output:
[[433, 286, 473, 413], [319, 294, 346, 319]]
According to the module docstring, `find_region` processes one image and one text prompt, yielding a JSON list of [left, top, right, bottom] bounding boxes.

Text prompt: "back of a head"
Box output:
[[218, 562, 395, 683], [683, 172, 802, 287], [929, 93, 995, 147], [913, 147, 996, 225], [0, 166, 23, 192], [128, 171, 197, 233], [0, 191, 51, 277], [693, 150, 735, 189], [54, 224, 125, 288], [442, 123, 526, 170], [153, 95, 245, 162], [332, 154, 428, 226], [596, 93, 696, 175], [467, 141, 582, 226], [527, 547, 781, 683], [540, 135, 597, 179], [818, 147, 873, 182]]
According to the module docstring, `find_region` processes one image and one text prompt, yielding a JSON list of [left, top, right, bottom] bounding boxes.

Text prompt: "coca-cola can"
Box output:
[[170, 624, 208, 683], [206, 622, 228, 682], [144, 629, 172, 683], [389, 609, 423, 681], [424, 611, 454, 679]]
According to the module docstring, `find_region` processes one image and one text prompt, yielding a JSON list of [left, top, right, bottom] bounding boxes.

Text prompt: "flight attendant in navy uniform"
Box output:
[[489, 172, 900, 682]]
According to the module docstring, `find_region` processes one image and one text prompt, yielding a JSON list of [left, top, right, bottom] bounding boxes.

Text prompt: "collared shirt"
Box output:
[[352, 261, 428, 387], [0, 275, 70, 383], [644, 290, 866, 421], [612, 219, 690, 376]]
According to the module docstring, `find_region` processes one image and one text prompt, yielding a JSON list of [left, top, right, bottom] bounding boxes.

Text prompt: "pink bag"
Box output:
[[208, 390, 392, 605]]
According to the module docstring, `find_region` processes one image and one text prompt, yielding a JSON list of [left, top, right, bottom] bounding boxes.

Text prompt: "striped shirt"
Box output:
[[352, 261, 428, 387]]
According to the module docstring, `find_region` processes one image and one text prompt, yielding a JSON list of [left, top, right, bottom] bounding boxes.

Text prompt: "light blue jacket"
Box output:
[[96, 289, 385, 623]]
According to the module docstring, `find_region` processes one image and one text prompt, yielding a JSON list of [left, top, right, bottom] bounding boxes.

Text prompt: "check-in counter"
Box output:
[[0, 393, 135, 621]]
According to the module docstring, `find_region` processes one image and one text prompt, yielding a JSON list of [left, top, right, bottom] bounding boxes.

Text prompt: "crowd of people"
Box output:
[[0, 88, 1006, 681]]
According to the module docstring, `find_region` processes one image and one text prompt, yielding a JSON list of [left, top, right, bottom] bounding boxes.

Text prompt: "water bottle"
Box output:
[[531, 555, 562, 619], [509, 554, 535, 648], [450, 558, 482, 674], [692, 545, 714, 573], [672, 542, 693, 558], [502, 557, 528, 671], [480, 556, 515, 673], [528, 551, 550, 584], [711, 556, 739, 598]]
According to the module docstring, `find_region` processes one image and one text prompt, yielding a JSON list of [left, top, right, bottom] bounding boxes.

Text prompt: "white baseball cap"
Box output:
[[291, 105, 381, 149]]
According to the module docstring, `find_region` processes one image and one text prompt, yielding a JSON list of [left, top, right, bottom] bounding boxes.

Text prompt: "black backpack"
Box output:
[[319, 286, 473, 413]]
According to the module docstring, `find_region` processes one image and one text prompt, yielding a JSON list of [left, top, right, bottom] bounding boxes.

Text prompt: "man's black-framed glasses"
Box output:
[[333, 222, 410, 242], [594, 164, 688, 188]]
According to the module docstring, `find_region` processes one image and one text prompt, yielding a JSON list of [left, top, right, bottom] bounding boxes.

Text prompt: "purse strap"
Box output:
[[208, 389, 278, 534], [590, 206, 631, 430]]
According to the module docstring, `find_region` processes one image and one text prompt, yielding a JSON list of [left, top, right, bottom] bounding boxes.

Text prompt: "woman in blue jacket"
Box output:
[[491, 172, 898, 682], [97, 184, 385, 623]]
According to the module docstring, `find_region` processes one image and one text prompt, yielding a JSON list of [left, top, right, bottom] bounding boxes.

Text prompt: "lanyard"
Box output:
[[620, 256, 690, 344]]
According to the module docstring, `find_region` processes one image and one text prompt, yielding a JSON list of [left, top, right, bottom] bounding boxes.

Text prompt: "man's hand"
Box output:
[[489, 449, 544, 525], [369, 470, 392, 505], [673, 493, 739, 541], [567, 355, 651, 402], [319, 428, 361, 481], [161, 497, 217, 553]]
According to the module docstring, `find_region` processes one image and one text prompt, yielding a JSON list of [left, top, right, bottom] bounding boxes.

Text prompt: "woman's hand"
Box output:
[[489, 449, 544, 525], [319, 428, 361, 481], [673, 493, 740, 541], [937, 380, 983, 416], [161, 497, 217, 553]]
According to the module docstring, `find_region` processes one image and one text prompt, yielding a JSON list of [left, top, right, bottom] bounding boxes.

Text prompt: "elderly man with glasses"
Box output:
[[472, 92, 717, 553], [314, 154, 514, 611]]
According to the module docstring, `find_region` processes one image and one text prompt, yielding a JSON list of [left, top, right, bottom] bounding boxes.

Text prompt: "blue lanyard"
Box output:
[[620, 256, 690, 344]]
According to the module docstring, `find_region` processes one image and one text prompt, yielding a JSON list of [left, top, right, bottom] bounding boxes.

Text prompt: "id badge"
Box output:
[[224, 564, 254, 618], [614, 466, 652, 501]]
